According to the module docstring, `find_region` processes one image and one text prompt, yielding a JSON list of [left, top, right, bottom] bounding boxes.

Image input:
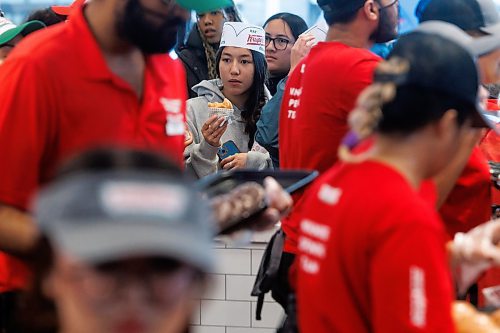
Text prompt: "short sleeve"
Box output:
[[0, 57, 57, 209]]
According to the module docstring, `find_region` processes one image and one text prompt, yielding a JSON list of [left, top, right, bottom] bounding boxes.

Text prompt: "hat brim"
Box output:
[[176, 0, 233, 12], [470, 32, 500, 57], [51, 5, 72, 16], [471, 102, 500, 134], [49, 221, 214, 273], [0, 20, 45, 45], [480, 22, 500, 37]]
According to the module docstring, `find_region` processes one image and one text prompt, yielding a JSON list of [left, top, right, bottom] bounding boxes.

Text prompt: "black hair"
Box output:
[[263, 12, 308, 41], [318, 0, 365, 25], [26, 8, 66, 27], [216, 47, 268, 149], [56, 147, 183, 178], [377, 85, 472, 134]]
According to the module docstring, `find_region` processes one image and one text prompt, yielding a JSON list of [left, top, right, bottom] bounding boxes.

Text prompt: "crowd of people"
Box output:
[[0, 0, 499, 332]]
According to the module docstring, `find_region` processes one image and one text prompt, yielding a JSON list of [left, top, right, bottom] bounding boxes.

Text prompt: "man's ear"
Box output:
[[433, 109, 459, 139], [363, 0, 380, 21]]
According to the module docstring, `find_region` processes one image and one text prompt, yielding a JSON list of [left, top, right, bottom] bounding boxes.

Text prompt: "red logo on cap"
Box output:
[[247, 34, 263, 46]]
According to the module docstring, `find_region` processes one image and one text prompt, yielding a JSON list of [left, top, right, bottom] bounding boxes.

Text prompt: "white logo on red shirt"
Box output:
[[160, 97, 184, 136], [318, 184, 342, 205], [301, 219, 330, 241], [287, 87, 302, 120], [160, 97, 182, 114], [298, 219, 331, 276], [410, 266, 427, 328], [300, 255, 319, 274]]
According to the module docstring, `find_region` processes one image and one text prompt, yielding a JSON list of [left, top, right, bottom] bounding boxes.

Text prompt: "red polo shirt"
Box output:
[[297, 161, 454, 333], [279, 42, 380, 253], [0, 7, 186, 292]]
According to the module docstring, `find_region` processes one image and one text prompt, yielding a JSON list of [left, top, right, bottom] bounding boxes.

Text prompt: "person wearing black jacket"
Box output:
[[176, 4, 242, 99]]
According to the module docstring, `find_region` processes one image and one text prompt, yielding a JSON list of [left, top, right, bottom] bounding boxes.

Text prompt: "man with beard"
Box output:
[[272, 0, 398, 316], [0, 0, 230, 331]]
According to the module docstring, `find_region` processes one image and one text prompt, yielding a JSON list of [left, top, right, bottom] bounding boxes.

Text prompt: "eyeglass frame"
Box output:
[[377, 0, 398, 10], [265, 35, 293, 51]]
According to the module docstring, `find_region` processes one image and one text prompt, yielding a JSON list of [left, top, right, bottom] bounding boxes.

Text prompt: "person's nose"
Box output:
[[230, 60, 240, 76], [203, 15, 214, 26], [266, 39, 276, 53]]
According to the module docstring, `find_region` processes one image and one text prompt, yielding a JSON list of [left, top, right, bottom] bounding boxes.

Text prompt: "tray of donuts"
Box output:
[[196, 170, 318, 235]]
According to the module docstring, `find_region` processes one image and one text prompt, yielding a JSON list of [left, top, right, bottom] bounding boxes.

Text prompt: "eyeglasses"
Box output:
[[62, 259, 202, 306], [265, 36, 291, 51]]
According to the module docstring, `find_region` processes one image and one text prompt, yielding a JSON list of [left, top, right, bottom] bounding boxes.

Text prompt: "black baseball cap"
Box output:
[[376, 31, 495, 131], [416, 0, 500, 35]]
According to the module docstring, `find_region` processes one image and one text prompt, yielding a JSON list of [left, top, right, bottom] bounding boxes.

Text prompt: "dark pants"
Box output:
[[0, 291, 21, 333]]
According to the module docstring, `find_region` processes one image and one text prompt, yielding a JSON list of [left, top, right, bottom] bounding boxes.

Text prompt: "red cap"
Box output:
[[51, 0, 85, 16]]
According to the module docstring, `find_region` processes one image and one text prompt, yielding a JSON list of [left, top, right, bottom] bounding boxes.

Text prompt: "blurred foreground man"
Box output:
[[32, 149, 215, 333], [0, 0, 231, 331]]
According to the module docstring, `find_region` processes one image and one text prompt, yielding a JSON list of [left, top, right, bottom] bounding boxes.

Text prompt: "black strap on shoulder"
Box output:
[[251, 229, 285, 320]]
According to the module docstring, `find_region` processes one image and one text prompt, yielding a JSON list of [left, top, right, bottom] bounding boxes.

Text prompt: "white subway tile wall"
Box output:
[[201, 300, 251, 327], [226, 275, 257, 302], [192, 229, 284, 332], [213, 249, 252, 275], [204, 274, 226, 300], [226, 328, 276, 333], [251, 250, 265, 276], [251, 302, 285, 328], [191, 326, 226, 333]]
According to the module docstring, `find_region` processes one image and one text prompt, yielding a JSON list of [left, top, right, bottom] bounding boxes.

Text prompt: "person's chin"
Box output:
[[224, 86, 245, 96], [207, 37, 221, 44]]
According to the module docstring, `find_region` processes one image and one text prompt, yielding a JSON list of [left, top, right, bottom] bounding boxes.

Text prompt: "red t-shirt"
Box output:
[[439, 147, 491, 238], [480, 100, 500, 207], [296, 160, 454, 333], [0, 7, 187, 292], [278, 42, 380, 253]]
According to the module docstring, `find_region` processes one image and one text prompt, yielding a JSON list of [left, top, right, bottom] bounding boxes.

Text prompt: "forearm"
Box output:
[[186, 140, 219, 178], [0, 205, 38, 256], [246, 151, 273, 170]]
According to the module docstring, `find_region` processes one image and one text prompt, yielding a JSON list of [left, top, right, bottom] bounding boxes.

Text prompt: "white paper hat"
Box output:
[[220, 22, 265, 55]]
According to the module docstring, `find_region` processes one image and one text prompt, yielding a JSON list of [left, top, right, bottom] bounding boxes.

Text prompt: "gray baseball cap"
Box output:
[[34, 171, 215, 272], [417, 0, 500, 35], [416, 20, 500, 57]]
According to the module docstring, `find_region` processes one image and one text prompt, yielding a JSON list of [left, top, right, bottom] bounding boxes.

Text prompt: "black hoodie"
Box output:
[[176, 25, 213, 99]]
